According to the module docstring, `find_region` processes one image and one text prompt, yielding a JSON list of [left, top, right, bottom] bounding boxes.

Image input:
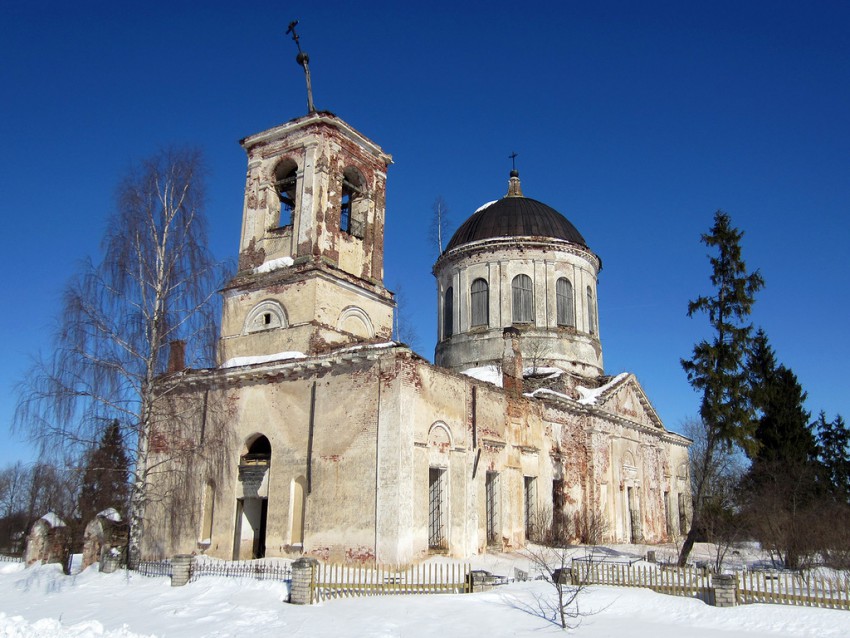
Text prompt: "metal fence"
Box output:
[[190, 559, 291, 583], [312, 562, 471, 602], [0, 554, 23, 563], [134, 559, 172, 578]]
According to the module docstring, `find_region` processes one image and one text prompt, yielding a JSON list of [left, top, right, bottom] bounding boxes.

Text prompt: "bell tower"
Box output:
[[218, 111, 394, 363]]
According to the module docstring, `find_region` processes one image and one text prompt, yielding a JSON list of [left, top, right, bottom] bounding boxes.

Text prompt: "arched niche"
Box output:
[[337, 305, 375, 338], [243, 300, 288, 335]]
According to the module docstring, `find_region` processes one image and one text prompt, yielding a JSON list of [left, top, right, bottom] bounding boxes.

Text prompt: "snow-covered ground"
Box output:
[[1, 551, 847, 637]]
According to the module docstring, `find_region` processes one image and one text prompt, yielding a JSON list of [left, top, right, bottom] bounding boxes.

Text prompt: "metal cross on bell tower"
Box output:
[[286, 20, 316, 114]]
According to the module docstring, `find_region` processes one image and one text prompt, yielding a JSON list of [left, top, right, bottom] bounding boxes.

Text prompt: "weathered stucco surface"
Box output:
[[143, 111, 691, 564]]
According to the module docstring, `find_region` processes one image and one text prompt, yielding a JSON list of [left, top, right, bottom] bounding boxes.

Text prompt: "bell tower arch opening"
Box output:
[[220, 112, 396, 361]]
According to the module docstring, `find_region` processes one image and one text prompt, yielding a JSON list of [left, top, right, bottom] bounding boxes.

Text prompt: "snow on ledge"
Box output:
[[221, 351, 306, 368], [576, 372, 629, 405], [252, 256, 294, 274], [39, 512, 66, 528], [461, 365, 503, 387], [333, 341, 397, 354], [97, 508, 121, 522]]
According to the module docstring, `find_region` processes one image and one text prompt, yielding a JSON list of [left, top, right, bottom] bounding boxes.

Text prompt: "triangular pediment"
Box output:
[[593, 374, 665, 430]]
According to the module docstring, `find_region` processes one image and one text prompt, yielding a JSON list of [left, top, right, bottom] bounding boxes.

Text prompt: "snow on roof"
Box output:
[[525, 387, 571, 401], [333, 341, 397, 354], [576, 372, 629, 405], [460, 365, 503, 387], [473, 200, 498, 214], [97, 508, 121, 522], [221, 351, 306, 369], [523, 367, 563, 379], [39, 512, 66, 528], [252, 256, 294, 274]]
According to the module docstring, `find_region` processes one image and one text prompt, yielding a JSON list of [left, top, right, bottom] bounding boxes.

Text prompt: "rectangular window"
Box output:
[[429, 468, 447, 549], [485, 471, 500, 545], [678, 492, 687, 536], [524, 476, 536, 540]]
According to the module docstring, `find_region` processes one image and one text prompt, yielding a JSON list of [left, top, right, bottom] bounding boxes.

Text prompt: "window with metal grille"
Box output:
[[443, 287, 454, 338], [587, 286, 597, 335], [512, 274, 534, 323], [470, 278, 489, 327], [524, 476, 536, 540], [428, 468, 447, 549], [556, 277, 574, 327], [486, 471, 500, 545]]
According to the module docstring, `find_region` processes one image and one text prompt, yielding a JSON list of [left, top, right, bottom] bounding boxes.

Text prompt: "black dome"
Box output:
[[445, 197, 586, 251]]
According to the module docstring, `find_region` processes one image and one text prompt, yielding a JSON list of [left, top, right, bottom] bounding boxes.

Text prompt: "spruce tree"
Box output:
[[678, 211, 764, 566], [816, 412, 850, 501], [79, 420, 130, 525]]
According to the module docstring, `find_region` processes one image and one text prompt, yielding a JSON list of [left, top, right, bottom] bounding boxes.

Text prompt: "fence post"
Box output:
[[290, 557, 319, 604], [170, 554, 193, 587], [712, 574, 737, 607]]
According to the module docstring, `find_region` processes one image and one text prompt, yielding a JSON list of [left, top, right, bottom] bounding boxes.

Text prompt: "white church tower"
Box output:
[[218, 112, 395, 363]]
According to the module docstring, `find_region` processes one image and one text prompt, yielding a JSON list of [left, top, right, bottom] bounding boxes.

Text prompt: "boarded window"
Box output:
[[512, 274, 534, 323], [429, 468, 447, 549], [444, 287, 454, 338], [470, 278, 489, 327], [486, 471, 500, 545], [587, 286, 597, 335], [556, 277, 574, 327]]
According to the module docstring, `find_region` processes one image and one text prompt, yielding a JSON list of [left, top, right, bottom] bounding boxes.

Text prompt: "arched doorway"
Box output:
[[233, 435, 271, 559]]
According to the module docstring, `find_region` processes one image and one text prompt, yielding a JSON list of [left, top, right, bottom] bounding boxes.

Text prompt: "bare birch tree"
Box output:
[[15, 148, 227, 567], [429, 196, 451, 256]]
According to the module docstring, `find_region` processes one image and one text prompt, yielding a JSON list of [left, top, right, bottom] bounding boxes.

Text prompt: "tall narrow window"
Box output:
[[556, 278, 574, 327], [587, 286, 597, 335], [341, 167, 366, 238], [552, 479, 565, 539], [444, 287, 454, 338], [486, 471, 500, 545], [340, 190, 352, 233], [524, 476, 537, 540], [428, 468, 447, 549], [470, 278, 489, 327], [275, 162, 298, 228], [200, 481, 215, 545], [512, 274, 534, 323]]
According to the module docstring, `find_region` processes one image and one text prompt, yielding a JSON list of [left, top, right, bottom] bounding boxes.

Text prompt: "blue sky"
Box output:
[[1, 1, 848, 465]]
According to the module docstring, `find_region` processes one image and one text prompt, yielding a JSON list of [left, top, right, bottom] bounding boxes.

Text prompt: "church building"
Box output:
[[143, 108, 690, 564]]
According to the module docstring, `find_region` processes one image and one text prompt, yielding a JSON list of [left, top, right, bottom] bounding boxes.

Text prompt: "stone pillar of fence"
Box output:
[[171, 554, 193, 587], [290, 557, 318, 604], [712, 573, 737, 607], [646, 550, 656, 563]]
